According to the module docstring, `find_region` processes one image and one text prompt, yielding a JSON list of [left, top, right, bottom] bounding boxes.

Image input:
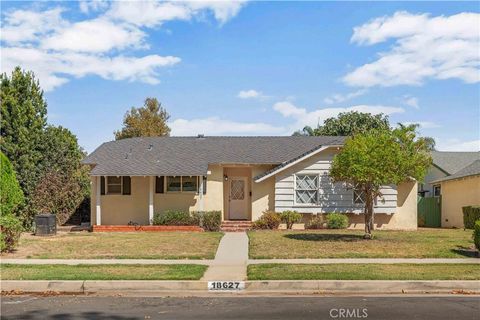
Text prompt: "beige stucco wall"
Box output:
[[440, 176, 480, 228], [251, 165, 276, 221], [346, 180, 418, 230], [421, 165, 447, 196], [90, 176, 150, 225]]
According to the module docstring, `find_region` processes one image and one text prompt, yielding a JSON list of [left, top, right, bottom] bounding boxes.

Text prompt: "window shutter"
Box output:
[[100, 176, 105, 195], [156, 176, 164, 193], [202, 176, 207, 195], [122, 176, 131, 195]]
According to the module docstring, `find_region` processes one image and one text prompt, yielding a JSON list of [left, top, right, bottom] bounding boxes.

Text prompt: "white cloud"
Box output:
[[1, 2, 246, 91], [403, 95, 419, 109], [2, 47, 180, 91], [323, 89, 368, 104], [237, 89, 266, 99], [170, 117, 284, 136], [79, 0, 109, 14], [273, 101, 404, 132], [106, 1, 246, 27], [344, 11, 480, 87], [436, 139, 480, 151], [42, 18, 146, 53]]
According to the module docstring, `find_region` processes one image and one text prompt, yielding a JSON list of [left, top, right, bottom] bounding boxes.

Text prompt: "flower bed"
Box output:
[[92, 225, 204, 232]]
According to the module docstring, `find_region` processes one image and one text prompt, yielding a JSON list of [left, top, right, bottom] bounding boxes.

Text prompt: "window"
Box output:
[[166, 176, 181, 192], [295, 174, 318, 204], [107, 176, 122, 194], [182, 176, 198, 192], [353, 183, 366, 205], [103, 176, 131, 195], [155, 176, 164, 193], [165, 176, 199, 193], [433, 185, 441, 197]]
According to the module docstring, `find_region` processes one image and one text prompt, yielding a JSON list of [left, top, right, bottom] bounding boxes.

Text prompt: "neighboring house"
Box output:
[[430, 159, 480, 228], [83, 136, 418, 230], [419, 151, 479, 198]]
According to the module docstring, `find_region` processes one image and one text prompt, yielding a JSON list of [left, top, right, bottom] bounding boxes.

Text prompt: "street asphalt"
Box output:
[[1, 295, 479, 320]]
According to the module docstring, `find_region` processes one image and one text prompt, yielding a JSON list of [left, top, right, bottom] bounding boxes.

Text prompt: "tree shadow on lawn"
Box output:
[[451, 246, 479, 258], [284, 233, 364, 242]]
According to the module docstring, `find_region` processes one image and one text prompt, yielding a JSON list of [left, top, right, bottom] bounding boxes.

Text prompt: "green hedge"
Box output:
[[279, 210, 302, 229], [152, 210, 221, 231], [192, 211, 221, 231], [474, 220, 480, 252], [0, 214, 23, 252], [252, 211, 281, 230], [462, 206, 480, 229], [326, 212, 349, 229]]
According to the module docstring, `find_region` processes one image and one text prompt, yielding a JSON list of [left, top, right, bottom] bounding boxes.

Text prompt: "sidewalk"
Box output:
[[201, 232, 249, 281]]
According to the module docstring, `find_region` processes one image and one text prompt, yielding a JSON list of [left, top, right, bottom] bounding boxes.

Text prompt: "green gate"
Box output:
[[417, 196, 441, 227]]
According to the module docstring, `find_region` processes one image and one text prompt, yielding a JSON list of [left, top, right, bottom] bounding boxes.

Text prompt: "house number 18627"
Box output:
[[208, 281, 245, 291]]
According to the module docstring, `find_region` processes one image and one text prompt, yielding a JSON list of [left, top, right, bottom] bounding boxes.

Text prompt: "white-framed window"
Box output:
[[433, 184, 441, 197], [166, 176, 199, 193], [106, 176, 122, 194], [353, 183, 366, 205], [295, 174, 318, 204]]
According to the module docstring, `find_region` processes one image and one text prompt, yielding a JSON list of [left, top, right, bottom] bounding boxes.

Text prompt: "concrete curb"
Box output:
[[2, 280, 479, 295]]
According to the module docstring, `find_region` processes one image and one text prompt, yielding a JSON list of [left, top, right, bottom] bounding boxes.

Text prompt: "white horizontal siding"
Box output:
[[274, 149, 398, 214]]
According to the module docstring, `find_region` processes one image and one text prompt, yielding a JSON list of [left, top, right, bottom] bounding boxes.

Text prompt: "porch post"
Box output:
[[199, 176, 205, 211], [149, 176, 154, 224], [96, 176, 101, 225]]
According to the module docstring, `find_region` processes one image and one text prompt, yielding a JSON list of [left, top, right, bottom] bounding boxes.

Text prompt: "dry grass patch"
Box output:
[[248, 263, 480, 280], [2, 232, 223, 259], [248, 228, 475, 259], [1, 264, 207, 280]]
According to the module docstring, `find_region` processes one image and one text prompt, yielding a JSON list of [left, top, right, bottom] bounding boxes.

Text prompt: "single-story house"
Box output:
[[82, 136, 418, 230], [419, 151, 479, 198], [430, 158, 480, 228]]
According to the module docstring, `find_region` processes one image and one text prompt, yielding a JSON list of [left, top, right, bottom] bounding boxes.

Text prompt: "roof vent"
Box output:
[[147, 144, 153, 151], [197, 134, 205, 139]]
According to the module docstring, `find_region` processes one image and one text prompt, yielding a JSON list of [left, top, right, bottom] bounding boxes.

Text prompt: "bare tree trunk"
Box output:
[[364, 186, 375, 239]]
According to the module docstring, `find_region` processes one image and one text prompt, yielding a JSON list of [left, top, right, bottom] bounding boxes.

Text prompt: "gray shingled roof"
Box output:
[[431, 151, 480, 174], [83, 136, 346, 176], [433, 160, 480, 183]]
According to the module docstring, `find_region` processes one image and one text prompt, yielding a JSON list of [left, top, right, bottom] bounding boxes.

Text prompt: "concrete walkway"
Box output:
[[201, 232, 249, 281]]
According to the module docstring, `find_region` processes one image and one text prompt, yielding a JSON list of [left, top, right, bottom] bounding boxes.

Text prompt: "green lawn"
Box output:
[[248, 229, 475, 259], [4, 232, 223, 259], [248, 264, 480, 280], [1, 264, 208, 280]]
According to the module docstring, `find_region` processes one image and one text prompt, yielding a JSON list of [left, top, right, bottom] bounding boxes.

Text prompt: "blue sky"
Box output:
[[2, 1, 479, 153]]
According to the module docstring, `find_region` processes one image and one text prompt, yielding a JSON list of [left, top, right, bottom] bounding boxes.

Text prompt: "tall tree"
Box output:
[[1, 67, 90, 226], [294, 112, 390, 137], [0, 152, 24, 216], [330, 125, 431, 238], [115, 98, 171, 140], [29, 126, 90, 225], [1, 67, 47, 198]]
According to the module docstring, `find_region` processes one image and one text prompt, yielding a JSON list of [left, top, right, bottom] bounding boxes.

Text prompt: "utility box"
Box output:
[[35, 214, 57, 236]]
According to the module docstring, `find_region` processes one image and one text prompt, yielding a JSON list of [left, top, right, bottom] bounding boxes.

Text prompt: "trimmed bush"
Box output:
[[279, 210, 302, 229], [252, 211, 281, 230], [0, 152, 24, 216], [192, 211, 222, 231], [152, 210, 195, 226], [0, 214, 23, 252], [326, 212, 349, 229], [306, 216, 325, 229], [463, 206, 480, 229], [474, 220, 480, 252]]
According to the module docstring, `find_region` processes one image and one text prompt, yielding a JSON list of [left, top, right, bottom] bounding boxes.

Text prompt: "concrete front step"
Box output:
[[220, 221, 252, 231]]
